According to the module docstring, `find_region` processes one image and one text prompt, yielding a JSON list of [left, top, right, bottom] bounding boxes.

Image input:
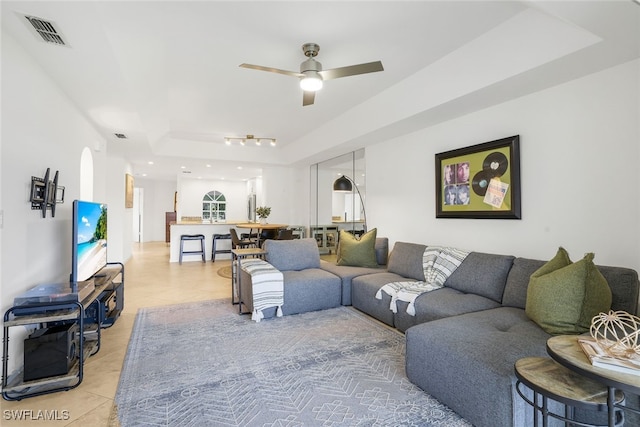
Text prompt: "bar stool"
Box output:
[[179, 234, 206, 264], [211, 233, 232, 262]]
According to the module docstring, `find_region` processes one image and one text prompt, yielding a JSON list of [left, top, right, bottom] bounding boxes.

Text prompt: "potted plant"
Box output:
[[255, 206, 271, 224]]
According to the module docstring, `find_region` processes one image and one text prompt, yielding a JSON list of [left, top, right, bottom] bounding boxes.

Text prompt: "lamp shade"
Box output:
[[333, 175, 353, 192]]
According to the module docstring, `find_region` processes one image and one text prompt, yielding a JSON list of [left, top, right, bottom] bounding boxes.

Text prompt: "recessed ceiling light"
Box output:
[[206, 164, 211, 168], [237, 166, 243, 170], [181, 166, 186, 169], [148, 161, 154, 165]]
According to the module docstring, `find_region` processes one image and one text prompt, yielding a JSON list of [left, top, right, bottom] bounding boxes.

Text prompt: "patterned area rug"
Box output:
[[113, 300, 471, 426], [217, 266, 233, 279]]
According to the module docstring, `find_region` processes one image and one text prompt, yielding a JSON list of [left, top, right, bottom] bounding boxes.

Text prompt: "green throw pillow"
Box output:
[[336, 228, 378, 268], [525, 247, 612, 335]]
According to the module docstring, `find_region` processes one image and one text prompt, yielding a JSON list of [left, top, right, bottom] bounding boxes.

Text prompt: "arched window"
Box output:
[[202, 191, 226, 222]]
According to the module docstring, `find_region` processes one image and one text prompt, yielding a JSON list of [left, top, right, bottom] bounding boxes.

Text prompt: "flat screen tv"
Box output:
[[71, 200, 107, 285]]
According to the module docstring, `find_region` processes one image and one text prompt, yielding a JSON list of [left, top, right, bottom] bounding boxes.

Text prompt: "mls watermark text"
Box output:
[[3, 409, 70, 421]]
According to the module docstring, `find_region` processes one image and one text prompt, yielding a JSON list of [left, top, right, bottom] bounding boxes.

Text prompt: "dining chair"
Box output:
[[230, 228, 256, 250], [276, 229, 294, 240], [258, 228, 278, 247]]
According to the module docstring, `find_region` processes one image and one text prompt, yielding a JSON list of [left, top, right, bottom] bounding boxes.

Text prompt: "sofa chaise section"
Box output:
[[406, 256, 640, 427], [406, 307, 549, 427]]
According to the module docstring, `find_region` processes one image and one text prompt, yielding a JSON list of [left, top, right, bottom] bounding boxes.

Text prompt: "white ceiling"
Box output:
[[2, 1, 639, 182]]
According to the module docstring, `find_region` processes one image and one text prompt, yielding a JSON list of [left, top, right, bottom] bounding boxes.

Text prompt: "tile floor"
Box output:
[[2, 241, 235, 426]]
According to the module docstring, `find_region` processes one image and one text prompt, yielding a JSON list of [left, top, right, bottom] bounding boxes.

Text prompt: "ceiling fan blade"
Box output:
[[239, 63, 302, 78], [302, 91, 315, 106], [319, 61, 384, 80]]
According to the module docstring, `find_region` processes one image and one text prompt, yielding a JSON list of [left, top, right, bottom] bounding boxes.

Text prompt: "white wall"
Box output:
[[169, 167, 308, 232], [0, 32, 124, 371], [134, 177, 176, 242], [106, 157, 133, 264], [261, 166, 308, 227], [367, 59, 640, 272], [176, 177, 249, 222], [1, 32, 105, 298]]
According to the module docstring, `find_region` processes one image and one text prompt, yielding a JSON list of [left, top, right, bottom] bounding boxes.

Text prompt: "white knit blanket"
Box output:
[[240, 258, 284, 322], [376, 246, 469, 316]]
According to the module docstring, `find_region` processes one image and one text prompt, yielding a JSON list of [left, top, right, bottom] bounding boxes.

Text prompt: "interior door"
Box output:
[[133, 187, 144, 242]]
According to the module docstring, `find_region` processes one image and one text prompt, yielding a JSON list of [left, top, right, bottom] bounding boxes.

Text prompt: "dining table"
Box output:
[[235, 222, 288, 246]]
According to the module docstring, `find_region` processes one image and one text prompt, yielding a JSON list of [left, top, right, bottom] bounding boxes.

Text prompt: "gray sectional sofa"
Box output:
[[240, 237, 640, 427], [238, 237, 388, 317]]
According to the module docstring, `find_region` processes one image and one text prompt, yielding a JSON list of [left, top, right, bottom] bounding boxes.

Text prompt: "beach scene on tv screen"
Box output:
[[77, 202, 107, 282]]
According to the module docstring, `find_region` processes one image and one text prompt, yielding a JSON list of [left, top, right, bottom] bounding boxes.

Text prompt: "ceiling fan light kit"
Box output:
[[300, 72, 323, 92], [239, 42, 383, 106]]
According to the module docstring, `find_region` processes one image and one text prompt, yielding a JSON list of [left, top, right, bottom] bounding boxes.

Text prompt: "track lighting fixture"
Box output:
[[224, 134, 276, 147]]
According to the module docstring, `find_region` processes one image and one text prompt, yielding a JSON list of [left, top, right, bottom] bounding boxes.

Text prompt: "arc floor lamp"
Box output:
[[333, 175, 367, 232]]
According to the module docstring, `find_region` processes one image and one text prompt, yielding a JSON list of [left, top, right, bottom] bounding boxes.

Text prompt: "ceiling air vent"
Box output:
[[114, 133, 128, 139], [22, 14, 68, 46]]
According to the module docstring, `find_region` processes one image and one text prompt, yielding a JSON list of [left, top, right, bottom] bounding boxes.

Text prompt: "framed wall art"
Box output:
[[125, 173, 134, 208], [435, 135, 521, 219]]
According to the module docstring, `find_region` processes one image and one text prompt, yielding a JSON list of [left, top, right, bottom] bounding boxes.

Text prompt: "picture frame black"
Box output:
[[435, 135, 521, 219]]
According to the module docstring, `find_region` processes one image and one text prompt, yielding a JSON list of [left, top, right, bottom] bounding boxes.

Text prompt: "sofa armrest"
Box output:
[[239, 259, 283, 317]]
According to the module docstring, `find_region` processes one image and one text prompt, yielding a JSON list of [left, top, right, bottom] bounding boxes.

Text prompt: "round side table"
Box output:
[[515, 356, 624, 426]]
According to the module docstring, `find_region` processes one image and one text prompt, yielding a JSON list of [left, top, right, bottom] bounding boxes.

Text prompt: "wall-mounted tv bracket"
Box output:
[[30, 168, 65, 218]]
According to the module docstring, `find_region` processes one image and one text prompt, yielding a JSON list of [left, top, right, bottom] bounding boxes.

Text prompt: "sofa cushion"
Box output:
[[502, 258, 546, 309], [279, 269, 342, 315], [253, 268, 342, 318], [444, 252, 514, 303], [386, 242, 427, 281], [503, 258, 640, 315], [336, 228, 378, 268], [264, 238, 320, 271], [394, 287, 501, 333], [596, 265, 639, 314], [374, 237, 389, 266], [352, 271, 410, 327], [319, 260, 383, 306], [525, 247, 612, 335]]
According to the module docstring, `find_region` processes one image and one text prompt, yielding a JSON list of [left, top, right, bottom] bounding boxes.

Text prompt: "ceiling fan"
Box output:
[[239, 43, 384, 106]]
